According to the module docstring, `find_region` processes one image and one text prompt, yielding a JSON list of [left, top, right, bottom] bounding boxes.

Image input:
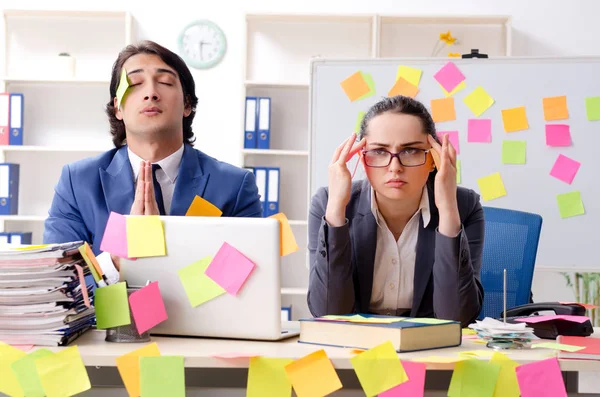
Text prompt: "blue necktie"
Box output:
[[151, 164, 166, 215]]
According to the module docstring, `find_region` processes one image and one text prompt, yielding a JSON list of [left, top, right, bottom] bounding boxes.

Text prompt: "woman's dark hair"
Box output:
[[358, 95, 439, 184], [105, 40, 198, 148]]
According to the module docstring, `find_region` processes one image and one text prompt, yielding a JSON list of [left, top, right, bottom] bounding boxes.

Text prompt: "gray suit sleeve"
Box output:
[[432, 191, 485, 327], [307, 188, 355, 317]]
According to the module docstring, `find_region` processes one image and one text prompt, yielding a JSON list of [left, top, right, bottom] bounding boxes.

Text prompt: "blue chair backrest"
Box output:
[[479, 207, 543, 319]]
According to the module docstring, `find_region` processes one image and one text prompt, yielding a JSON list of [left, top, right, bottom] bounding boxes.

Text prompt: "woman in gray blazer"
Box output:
[[307, 95, 484, 327]]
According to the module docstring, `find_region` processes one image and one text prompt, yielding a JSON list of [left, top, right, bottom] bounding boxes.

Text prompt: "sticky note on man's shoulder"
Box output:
[[186, 195, 222, 217], [268, 213, 299, 256]]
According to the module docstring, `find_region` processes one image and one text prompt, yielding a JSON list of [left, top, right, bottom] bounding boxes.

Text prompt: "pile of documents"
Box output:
[[0, 241, 96, 346], [468, 317, 537, 347]]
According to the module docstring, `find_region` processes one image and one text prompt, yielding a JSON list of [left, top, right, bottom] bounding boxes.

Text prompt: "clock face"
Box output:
[[178, 20, 227, 69]]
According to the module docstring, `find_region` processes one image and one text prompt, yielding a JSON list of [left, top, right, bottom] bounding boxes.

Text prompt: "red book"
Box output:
[[557, 335, 600, 360]]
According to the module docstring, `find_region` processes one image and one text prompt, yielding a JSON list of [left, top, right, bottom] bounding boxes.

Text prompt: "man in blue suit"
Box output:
[[43, 41, 262, 253]]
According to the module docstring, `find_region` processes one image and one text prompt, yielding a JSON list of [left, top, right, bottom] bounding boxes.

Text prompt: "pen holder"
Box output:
[[105, 290, 151, 343]]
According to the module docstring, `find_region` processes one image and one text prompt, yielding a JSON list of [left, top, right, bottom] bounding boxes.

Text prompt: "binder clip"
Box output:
[[462, 49, 488, 59]]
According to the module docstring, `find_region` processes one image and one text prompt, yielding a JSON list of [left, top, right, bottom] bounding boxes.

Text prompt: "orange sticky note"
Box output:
[[341, 71, 371, 102], [185, 195, 222, 217], [501, 106, 529, 132], [430, 97, 456, 122], [116, 342, 161, 397], [285, 350, 342, 397], [543, 95, 569, 121], [268, 213, 299, 256], [388, 77, 419, 98]]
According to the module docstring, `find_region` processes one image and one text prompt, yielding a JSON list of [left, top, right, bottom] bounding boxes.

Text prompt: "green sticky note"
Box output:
[[140, 356, 185, 397], [459, 359, 501, 397], [490, 352, 520, 397], [35, 346, 91, 397], [178, 256, 225, 307], [557, 191, 585, 218], [355, 111, 366, 134], [247, 357, 293, 397], [116, 68, 130, 109], [350, 341, 408, 396], [402, 318, 453, 324], [11, 349, 54, 397], [358, 72, 376, 101], [0, 343, 26, 397], [456, 159, 461, 184], [94, 282, 131, 329], [532, 343, 586, 352], [585, 96, 600, 121], [447, 359, 465, 397], [502, 140, 527, 164]]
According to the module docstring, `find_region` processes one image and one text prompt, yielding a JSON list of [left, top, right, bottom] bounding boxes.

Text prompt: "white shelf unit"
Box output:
[[243, 13, 511, 320], [0, 10, 133, 243]]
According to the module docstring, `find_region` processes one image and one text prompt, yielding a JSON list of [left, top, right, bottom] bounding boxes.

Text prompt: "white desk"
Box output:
[[35, 327, 600, 395]]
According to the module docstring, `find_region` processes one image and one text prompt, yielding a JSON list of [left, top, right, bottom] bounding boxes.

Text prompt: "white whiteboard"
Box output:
[[309, 57, 600, 270]]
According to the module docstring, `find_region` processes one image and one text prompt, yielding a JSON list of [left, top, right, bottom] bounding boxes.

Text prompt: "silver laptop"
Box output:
[[120, 216, 299, 341]]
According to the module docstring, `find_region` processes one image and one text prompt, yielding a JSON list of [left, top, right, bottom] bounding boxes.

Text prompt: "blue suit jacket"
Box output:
[[43, 144, 263, 254]]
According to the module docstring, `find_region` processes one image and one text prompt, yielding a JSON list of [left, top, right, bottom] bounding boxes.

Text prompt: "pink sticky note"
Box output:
[[128, 281, 168, 334], [74, 264, 91, 308], [514, 314, 590, 324], [204, 242, 256, 295], [546, 124, 571, 146], [380, 361, 426, 397], [434, 62, 465, 93], [438, 131, 460, 154], [516, 358, 567, 397], [100, 212, 129, 258], [550, 154, 581, 184], [467, 119, 492, 143]]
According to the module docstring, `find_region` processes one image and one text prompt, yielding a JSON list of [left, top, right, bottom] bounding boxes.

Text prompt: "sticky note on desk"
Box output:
[[543, 95, 569, 121], [126, 216, 166, 258], [35, 346, 91, 397], [396, 65, 422, 86], [185, 195, 222, 217], [402, 318, 453, 325], [116, 343, 161, 397], [477, 172, 507, 201], [0, 342, 26, 397], [95, 282, 131, 329], [531, 342, 585, 352], [388, 77, 419, 98], [268, 212, 299, 256], [502, 140, 527, 164], [247, 357, 293, 397], [285, 350, 342, 397], [100, 211, 129, 258], [350, 341, 407, 397], [516, 357, 567, 397], [556, 191, 585, 219], [490, 352, 520, 397], [468, 119, 492, 142], [178, 256, 225, 307], [204, 242, 256, 295], [129, 281, 168, 334], [502, 106, 529, 132], [585, 96, 600, 121], [380, 361, 426, 397], [463, 86, 495, 117], [550, 154, 580, 184], [546, 124, 571, 146], [433, 61, 465, 93], [430, 97, 456, 122], [340, 71, 372, 102], [448, 359, 500, 397], [11, 348, 54, 397], [140, 356, 185, 397]]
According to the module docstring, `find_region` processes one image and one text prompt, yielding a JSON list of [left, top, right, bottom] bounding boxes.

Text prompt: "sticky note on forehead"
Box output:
[[116, 68, 130, 109]]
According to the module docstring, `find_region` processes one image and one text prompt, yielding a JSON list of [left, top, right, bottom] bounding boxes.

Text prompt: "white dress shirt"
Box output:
[[128, 145, 184, 215], [369, 186, 431, 314]]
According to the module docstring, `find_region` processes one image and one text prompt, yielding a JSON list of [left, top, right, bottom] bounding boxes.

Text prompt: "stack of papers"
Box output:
[[468, 317, 538, 346], [0, 242, 96, 346]]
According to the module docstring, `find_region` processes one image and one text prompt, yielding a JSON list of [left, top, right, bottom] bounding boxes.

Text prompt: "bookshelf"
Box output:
[[243, 13, 511, 320], [0, 9, 133, 243]]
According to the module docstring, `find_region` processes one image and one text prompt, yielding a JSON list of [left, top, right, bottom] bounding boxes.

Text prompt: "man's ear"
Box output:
[[183, 95, 192, 117], [114, 97, 123, 120]]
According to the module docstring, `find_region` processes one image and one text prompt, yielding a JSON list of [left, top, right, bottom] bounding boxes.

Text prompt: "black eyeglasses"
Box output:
[[362, 148, 430, 168]]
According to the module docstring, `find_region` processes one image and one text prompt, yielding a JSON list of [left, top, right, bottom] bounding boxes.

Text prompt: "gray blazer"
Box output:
[[307, 179, 484, 327]]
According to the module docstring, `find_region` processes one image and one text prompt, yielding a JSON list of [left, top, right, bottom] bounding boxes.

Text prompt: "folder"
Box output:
[[9, 232, 32, 244], [9, 93, 23, 146], [0, 163, 19, 215], [254, 167, 267, 217], [0, 93, 9, 146], [0, 233, 9, 244], [265, 167, 280, 217], [257, 97, 271, 149], [281, 306, 292, 322], [244, 97, 258, 149]]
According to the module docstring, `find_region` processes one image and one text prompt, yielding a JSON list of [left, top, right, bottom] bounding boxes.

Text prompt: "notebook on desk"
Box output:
[[120, 216, 299, 341]]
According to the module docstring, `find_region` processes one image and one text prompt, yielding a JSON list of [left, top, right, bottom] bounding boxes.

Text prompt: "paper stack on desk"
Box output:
[[0, 241, 96, 346], [468, 317, 538, 346]]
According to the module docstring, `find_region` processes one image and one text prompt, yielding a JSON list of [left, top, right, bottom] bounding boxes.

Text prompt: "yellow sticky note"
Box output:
[[285, 350, 342, 397], [126, 216, 166, 257], [116, 68, 130, 109], [490, 352, 520, 397], [247, 357, 293, 397], [543, 95, 569, 121], [411, 356, 466, 363], [350, 341, 407, 397], [321, 314, 404, 324], [463, 86, 495, 116], [440, 81, 466, 97], [531, 342, 585, 352], [396, 65, 422, 86], [0, 342, 26, 397], [477, 172, 507, 201], [402, 318, 453, 324], [185, 195, 222, 217], [502, 106, 529, 132], [13, 244, 49, 251], [268, 212, 299, 256], [430, 97, 456, 122], [340, 71, 372, 102], [462, 328, 477, 335], [116, 342, 161, 397], [456, 159, 461, 184], [35, 346, 91, 397], [388, 77, 419, 98], [459, 350, 496, 358]]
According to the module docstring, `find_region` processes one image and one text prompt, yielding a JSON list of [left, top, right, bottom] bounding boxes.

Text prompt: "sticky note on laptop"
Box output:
[[126, 216, 166, 258], [268, 212, 299, 256], [178, 256, 225, 307], [186, 195, 222, 217], [204, 242, 256, 295]]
